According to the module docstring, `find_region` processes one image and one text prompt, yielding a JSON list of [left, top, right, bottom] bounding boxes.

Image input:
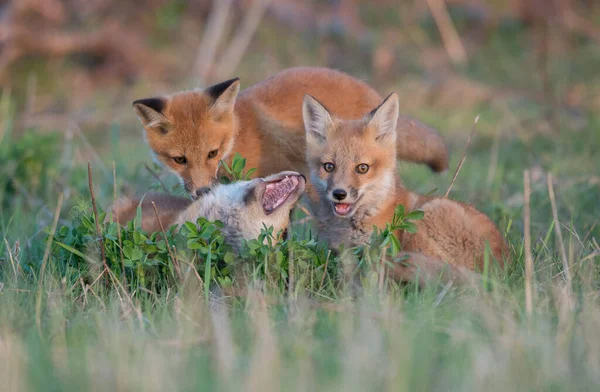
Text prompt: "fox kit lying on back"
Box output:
[[132, 67, 449, 199], [303, 93, 509, 278], [111, 171, 306, 252]]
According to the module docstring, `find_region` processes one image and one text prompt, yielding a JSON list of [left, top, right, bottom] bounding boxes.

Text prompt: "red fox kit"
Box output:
[[303, 92, 509, 276], [111, 171, 306, 252], [132, 67, 449, 199]]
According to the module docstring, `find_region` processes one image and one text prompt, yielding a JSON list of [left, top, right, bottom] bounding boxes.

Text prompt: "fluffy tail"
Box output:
[[108, 193, 192, 233], [396, 115, 449, 173]]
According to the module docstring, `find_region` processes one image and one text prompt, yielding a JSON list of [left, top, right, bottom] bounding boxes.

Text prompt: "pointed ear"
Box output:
[[303, 95, 333, 144], [366, 92, 399, 143], [132, 98, 169, 131], [206, 78, 240, 116]]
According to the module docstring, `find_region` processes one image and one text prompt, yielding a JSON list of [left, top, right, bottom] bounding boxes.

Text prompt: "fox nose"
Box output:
[[332, 189, 347, 201], [194, 187, 211, 199]]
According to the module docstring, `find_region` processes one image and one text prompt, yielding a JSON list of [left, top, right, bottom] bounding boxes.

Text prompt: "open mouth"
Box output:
[[333, 202, 354, 216], [261, 175, 301, 214]]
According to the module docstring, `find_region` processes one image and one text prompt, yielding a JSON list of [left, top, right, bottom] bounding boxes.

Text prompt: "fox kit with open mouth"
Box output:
[[303, 92, 509, 278], [111, 171, 306, 252], [132, 67, 449, 199]]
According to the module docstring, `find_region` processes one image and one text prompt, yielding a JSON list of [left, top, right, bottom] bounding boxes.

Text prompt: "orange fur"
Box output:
[[133, 67, 449, 197]]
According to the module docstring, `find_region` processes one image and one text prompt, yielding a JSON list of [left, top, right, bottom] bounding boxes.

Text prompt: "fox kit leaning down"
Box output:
[[110, 171, 306, 252], [303, 93, 509, 279], [132, 67, 449, 199]]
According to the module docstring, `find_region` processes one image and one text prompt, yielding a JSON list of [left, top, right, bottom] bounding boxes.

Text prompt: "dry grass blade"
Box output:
[[3, 238, 18, 278], [36, 192, 64, 334], [318, 250, 332, 293], [547, 173, 571, 290], [213, 0, 272, 81], [151, 201, 183, 282], [445, 115, 479, 198], [192, 0, 233, 83], [523, 170, 533, 316], [88, 162, 108, 279], [425, 0, 467, 65]]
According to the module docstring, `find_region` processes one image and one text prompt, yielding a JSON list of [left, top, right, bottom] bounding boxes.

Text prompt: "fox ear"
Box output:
[[303, 95, 333, 143], [133, 98, 169, 131], [207, 78, 240, 116], [366, 92, 399, 143]]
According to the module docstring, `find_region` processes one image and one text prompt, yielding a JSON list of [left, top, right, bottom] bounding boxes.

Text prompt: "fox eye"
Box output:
[[323, 162, 335, 172], [173, 156, 187, 164], [356, 163, 369, 174], [207, 149, 219, 159]]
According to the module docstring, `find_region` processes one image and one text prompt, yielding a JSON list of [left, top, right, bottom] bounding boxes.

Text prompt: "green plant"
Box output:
[[50, 201, 235, 290], [219, 153, 258, 183]]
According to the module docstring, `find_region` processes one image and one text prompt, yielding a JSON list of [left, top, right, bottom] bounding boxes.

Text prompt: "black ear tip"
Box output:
[[132, 97, 165, 113], [381, 92, 397, 104], [206, 78, 241, 100]]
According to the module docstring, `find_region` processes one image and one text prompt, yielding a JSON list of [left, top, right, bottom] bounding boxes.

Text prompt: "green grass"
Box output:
[[2, 12, 600, 391]]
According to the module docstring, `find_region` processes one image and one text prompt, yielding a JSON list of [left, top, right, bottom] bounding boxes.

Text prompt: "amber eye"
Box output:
[[173, 156, 187, 164], [323, 162, 335, 172], [208, 149, 219, 159], [356, 163, 369, 174]]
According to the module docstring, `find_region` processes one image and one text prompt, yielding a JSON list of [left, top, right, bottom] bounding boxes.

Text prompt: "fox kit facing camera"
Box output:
[[303, 93, 509, 275], [132, 67, 449, 199]]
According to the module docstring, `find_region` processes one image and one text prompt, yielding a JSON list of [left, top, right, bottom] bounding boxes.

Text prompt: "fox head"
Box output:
[[303, 92, 399, 218], [177, 171, 306, 250], [111, 172, 306, 252], [133, 78, 241, 199]]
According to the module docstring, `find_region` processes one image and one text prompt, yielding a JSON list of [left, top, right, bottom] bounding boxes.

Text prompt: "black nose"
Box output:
[[332, 189, 347, 201], [194, 187, 211, 198]]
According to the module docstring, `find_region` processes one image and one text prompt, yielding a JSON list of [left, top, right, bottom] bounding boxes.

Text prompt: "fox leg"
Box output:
[[109, 193, 192, 233], [401, 198, 509, 271], [396, 115, 449, 173]]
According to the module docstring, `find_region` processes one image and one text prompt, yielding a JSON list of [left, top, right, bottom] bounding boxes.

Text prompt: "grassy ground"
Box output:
[[2, 8, 600, 391]]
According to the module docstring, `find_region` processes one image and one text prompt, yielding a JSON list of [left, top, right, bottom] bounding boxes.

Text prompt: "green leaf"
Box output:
[[183, 222, 198, 235], [131, 248, 144, 261], [81, 216, 95, 232], [134, 194, 146, 230], [232, 155, 245, 175], [403, 222, 418, 234], [55, 242, 97, 264], [405, 209, 425, 221], [123, 246, 133, 259], [187, 242, 205, 250], [394, 204, 406, 217], [390, 235, 402, 256], [244, 167, 257, 179], [224, 251, 235, 264]]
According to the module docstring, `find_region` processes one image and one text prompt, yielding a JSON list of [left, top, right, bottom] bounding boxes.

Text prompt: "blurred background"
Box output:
[[0, 0, 599, 240]]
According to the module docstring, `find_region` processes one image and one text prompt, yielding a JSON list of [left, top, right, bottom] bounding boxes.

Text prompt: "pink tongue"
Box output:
[[334, 203, 352, 215]]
